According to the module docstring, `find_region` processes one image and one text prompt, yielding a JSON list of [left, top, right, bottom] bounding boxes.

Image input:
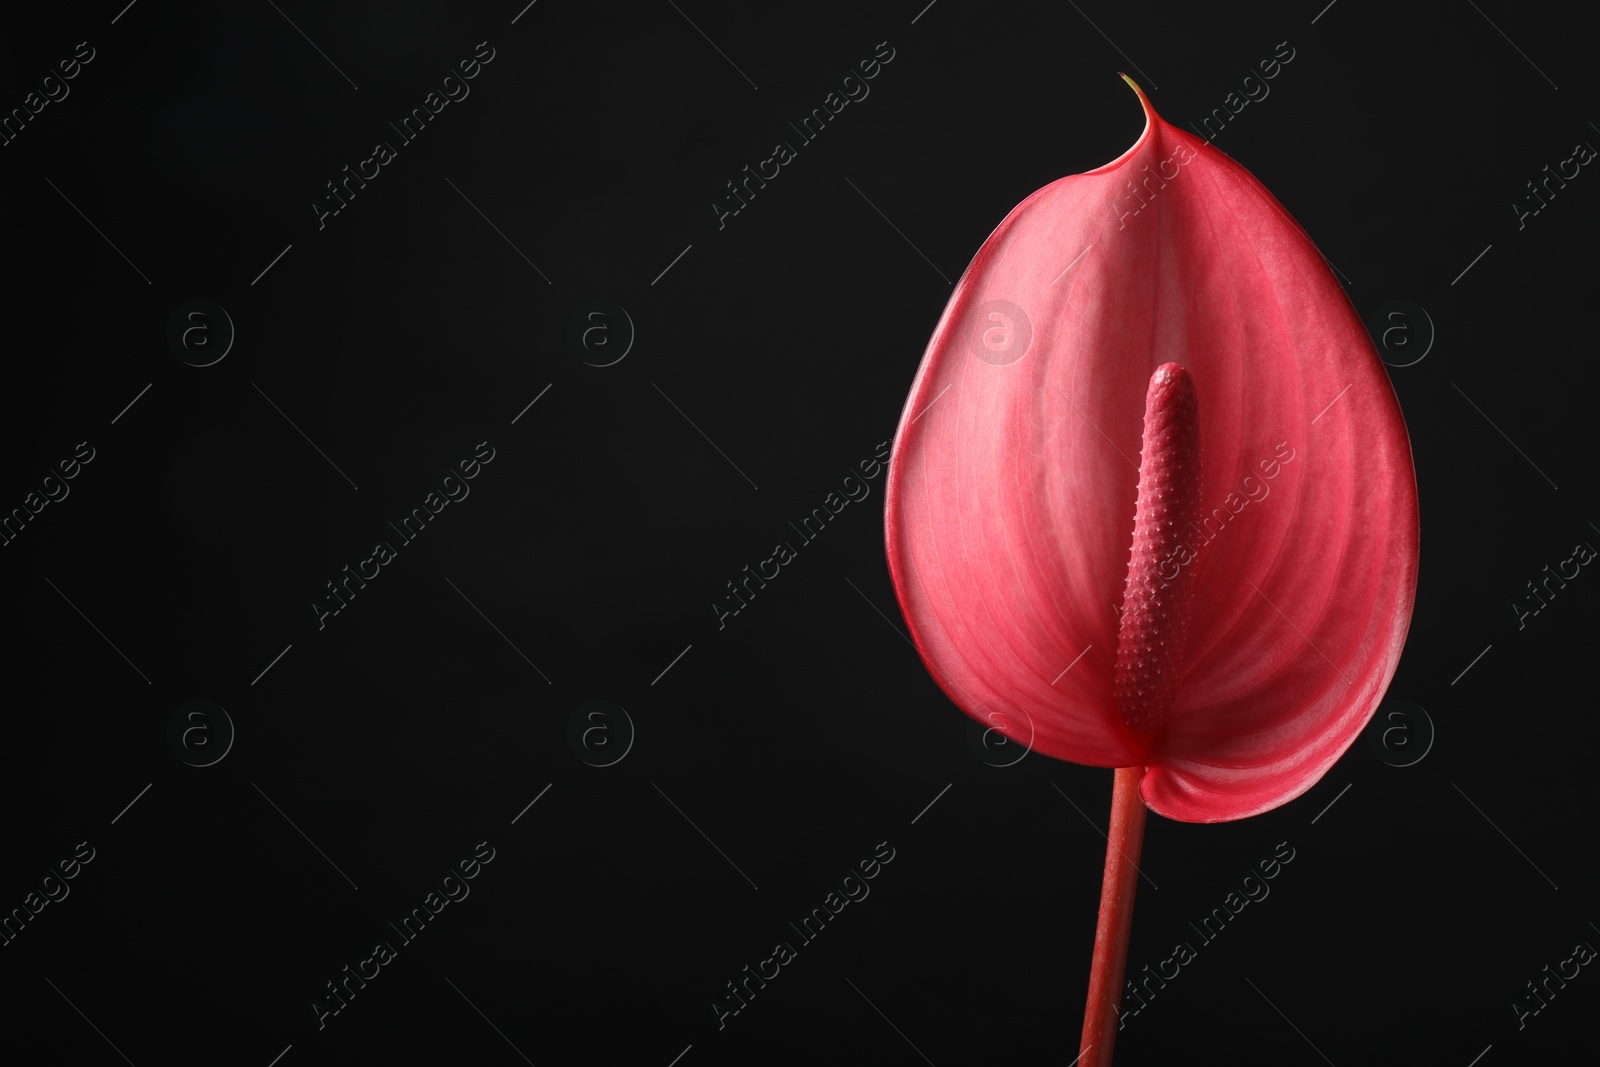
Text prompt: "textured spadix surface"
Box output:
[[884, 80, 1419, 822]]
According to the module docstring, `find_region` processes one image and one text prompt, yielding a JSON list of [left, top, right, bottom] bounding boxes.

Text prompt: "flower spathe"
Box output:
[[884, 77, 1419, 822]]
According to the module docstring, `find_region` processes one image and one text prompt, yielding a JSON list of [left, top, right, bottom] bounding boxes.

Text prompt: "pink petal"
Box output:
[[885, 79, 1418, 821]]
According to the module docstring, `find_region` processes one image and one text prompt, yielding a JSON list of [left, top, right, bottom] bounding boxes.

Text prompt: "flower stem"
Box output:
[[1078, 765, 1147, 1067]]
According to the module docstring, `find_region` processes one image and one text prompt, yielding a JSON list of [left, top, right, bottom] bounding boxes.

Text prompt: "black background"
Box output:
[[1, 2, 1595, 1065]]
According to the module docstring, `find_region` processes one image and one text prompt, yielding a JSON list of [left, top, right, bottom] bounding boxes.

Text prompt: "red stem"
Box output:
[[1078, 765, 1147, 1067]]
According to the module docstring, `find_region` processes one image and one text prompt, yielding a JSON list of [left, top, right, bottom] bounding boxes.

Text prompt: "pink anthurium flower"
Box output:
[[883, 76, 1418, 1065]]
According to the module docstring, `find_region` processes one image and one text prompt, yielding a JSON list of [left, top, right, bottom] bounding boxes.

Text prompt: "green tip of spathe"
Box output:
[[1118, 72, 1153, 123]]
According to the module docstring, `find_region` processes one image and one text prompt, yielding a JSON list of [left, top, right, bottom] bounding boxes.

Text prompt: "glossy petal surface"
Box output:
[[884, 81, 1419, 822]]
